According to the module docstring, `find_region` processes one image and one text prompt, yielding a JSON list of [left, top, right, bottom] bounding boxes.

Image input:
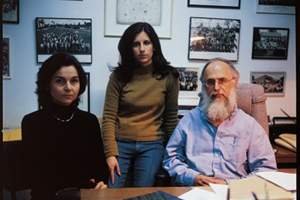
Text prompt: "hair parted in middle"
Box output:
[[115, 22, 178, 83]]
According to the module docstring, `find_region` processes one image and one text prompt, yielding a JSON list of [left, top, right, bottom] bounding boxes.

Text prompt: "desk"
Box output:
[[81, 168, 295, 200], [81, 187, 193, 200]]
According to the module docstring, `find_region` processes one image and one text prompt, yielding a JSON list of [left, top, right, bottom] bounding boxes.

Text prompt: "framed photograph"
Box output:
[[36, 17, 92, 64], [78, 73, 90, 112], [177, 67, 201, 106], [188, 0, 240, 9], [104, 0, 173, 39], [2, 37, 11, 79], [256, 0, 295, 15], [252, 27, 289, 60], [188, 17, 240, 61], [250, 71, 286, 96], [2, 0, 19, 23]]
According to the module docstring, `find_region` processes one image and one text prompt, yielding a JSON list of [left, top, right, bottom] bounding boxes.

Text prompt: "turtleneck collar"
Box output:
[[134, 64, 154, 75], [44, 101, 78, 120]]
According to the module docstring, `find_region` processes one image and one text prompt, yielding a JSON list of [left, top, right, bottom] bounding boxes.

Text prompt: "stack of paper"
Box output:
[[275, 133, 296, 152], [256, 171, 296, 191]]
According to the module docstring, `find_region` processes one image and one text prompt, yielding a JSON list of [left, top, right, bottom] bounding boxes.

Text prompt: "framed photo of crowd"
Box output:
[[187, 0, 240, 9], [2, 0, 19, 23], [252, 27, 289, 59], [2, 37, 11, 79], [36, 17, 92, 64], [250, 71, 286, 96], [188, 17, 240, 61]]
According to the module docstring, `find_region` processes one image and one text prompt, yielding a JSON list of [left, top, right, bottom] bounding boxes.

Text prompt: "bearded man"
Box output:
[[163, 58, 276, 186]]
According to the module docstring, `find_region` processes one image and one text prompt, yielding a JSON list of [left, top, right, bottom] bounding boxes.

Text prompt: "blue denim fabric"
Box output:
[[109, 139, 164, 187]]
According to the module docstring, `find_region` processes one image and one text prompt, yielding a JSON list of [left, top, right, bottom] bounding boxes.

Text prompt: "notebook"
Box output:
[[124, 191, 182, 200]]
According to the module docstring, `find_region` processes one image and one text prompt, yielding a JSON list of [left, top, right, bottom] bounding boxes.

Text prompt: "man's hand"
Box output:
[[194, 175, 226, 186], [106, 156, 121, 184]]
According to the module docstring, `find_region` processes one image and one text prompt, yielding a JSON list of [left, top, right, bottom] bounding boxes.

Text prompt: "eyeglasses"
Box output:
[[204, 77, 236, 88]]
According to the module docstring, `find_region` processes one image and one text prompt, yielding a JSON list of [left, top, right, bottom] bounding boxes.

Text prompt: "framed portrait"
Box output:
[[36, 17, 92, 64], [2, 37, 11, 79], [256, 0, 295, 15], [187, 0, 240, 9], [2, 0, 19, 23], [78, 73, 90, 112], [250, 71, 286, 96], [104, 0, 173, 39], [188, 17, 240, 61], [252, 27, 289, 60]]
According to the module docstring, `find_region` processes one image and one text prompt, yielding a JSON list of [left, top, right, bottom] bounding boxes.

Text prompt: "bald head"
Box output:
[[200, 58, 239, 84]]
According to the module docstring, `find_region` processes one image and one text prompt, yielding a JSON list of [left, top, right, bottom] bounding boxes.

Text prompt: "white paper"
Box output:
[[256, 171, 296, 191], [209, 183, 228, 200], [179, 188, 221, 200]]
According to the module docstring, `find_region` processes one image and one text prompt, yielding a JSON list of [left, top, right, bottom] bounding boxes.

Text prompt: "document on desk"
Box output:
[[179, 185, 228, 200], [228, 175, 294, 200], [256, 171, 296, 191]]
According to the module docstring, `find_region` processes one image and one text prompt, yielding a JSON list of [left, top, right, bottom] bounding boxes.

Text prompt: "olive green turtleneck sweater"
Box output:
[[102, 66, 179, 158]]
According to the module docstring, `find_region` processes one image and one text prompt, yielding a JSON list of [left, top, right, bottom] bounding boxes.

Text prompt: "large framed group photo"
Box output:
[[36, 17, 92, 64], [188, 17, 240, 61], [252, 27, 289, 59]]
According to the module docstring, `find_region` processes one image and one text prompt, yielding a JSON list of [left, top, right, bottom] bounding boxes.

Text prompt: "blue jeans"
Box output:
[[109, 139, 164, 187]]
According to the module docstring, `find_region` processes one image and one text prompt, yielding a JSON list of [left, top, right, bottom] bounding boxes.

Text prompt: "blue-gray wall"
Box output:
[[3, 0, 296, 128]]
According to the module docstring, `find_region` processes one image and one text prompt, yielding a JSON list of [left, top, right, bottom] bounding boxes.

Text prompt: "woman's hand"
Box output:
[[89, 179, 107, 189], [106, 156, 121, 184], [94, 181, 107, 190], [194, 175, 226, 186]]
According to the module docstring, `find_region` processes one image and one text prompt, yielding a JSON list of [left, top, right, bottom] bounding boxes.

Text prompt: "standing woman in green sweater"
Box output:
[[102, 22, 179, 187]]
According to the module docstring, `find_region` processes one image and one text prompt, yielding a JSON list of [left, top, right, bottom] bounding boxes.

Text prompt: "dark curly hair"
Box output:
[[36, 52, 87, 109], [115, 22, 178, 83]]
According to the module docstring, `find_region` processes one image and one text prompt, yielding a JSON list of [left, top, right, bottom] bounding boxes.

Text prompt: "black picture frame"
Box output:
[[2, 0, 19, 24], [2, 37, 11, 79], [256, 0, 295, 15], [36, 17, 92, 64], [187, 0, 240, 9], [188, 17, 240, 61], [250, 71, 286, 96], [78, 73, 90, 112], [252, 27, 289, 60]]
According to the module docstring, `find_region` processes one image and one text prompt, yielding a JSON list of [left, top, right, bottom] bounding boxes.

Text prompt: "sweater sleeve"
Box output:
[[101, 72, 122, 158], [162, 73, 179, 142]]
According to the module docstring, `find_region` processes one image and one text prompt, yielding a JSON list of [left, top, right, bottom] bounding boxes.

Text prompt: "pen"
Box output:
[[251, 191, 259, 200]]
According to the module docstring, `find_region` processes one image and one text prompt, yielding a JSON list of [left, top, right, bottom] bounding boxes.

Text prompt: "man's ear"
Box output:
[[234, 77, 239, 87]]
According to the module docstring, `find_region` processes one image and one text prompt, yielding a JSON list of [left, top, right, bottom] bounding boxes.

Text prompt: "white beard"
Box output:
[[199, 88, 237, 122]]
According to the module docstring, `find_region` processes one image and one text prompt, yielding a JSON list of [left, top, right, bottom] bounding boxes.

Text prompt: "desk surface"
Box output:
[[81, 169, 295, 200], [81, 187, 192, 200]]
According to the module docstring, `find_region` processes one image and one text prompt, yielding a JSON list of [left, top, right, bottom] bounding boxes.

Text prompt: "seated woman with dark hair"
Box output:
[[22, 52, 108, 200]]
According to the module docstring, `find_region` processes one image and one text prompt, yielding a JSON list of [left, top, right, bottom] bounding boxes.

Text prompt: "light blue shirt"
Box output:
[[163, 107, 277, 186]]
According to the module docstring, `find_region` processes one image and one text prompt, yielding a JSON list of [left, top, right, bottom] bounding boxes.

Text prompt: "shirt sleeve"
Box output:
[[163, 123, 200, 186], [101, 72, 122, 158], [247, 120, 277, 174], [162, 73, 179, 141]]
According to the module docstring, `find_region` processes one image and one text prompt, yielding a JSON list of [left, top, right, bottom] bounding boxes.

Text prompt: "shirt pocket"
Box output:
[[218, 135, 246, 165]]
